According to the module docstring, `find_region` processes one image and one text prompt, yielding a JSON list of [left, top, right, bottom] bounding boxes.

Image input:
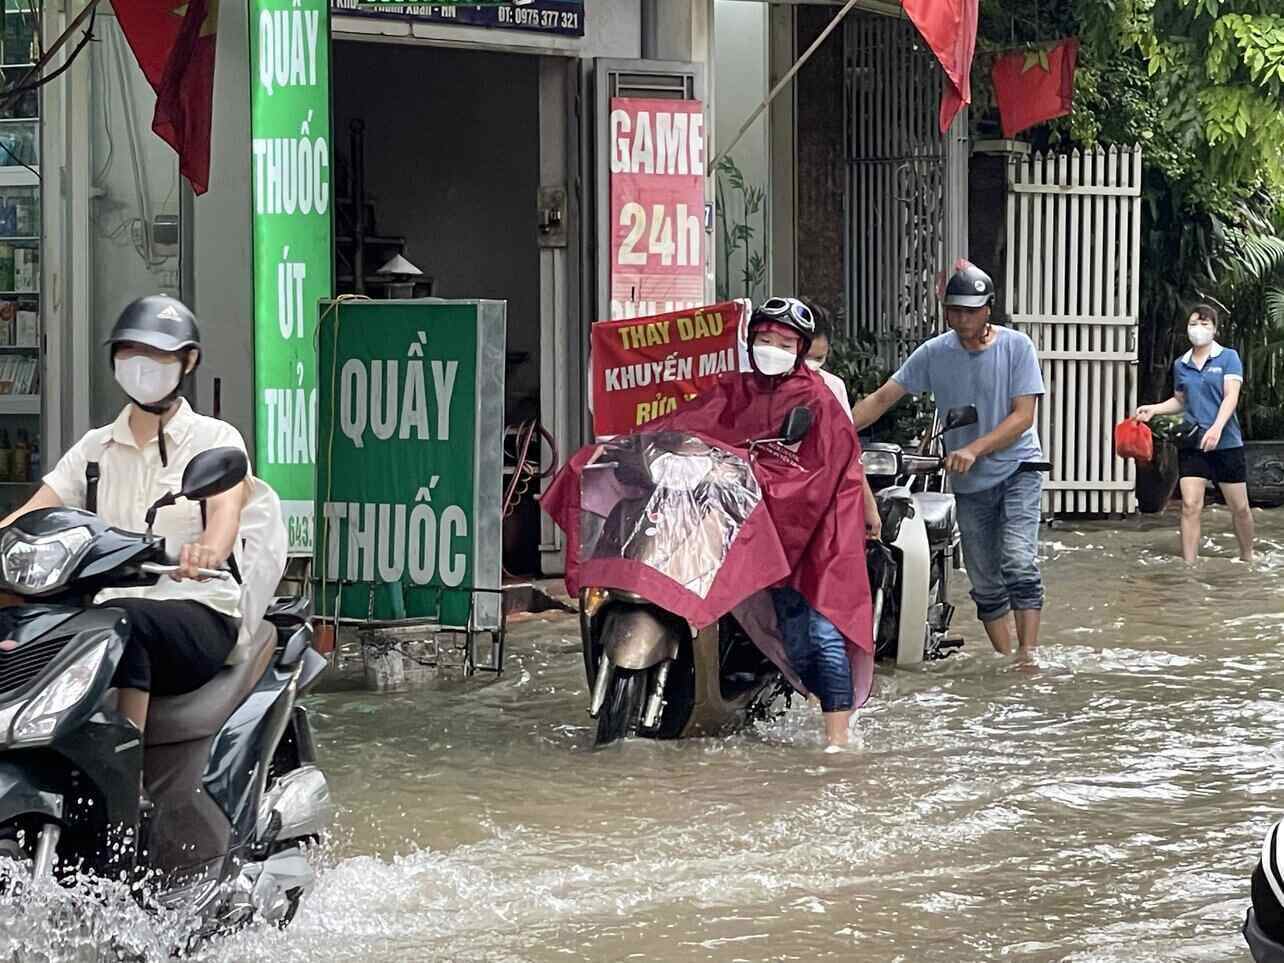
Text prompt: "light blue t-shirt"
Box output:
[[892, 326, 1045, 493], [1172, 343, 1243, 450]]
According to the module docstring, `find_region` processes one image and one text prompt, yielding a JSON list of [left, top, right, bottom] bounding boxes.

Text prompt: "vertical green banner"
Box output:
[[316, 300, 506, 631], [250, 0, 333, 555]]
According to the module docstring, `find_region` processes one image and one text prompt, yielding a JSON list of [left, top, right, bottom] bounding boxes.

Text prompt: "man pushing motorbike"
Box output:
[[545, 297, 876, 749], [852, 263, 1047, 656]]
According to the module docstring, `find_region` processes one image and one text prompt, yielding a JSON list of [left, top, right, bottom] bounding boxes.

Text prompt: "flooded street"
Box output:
[[10, 507, 1282, 962], [192, 505, 1283, 962]]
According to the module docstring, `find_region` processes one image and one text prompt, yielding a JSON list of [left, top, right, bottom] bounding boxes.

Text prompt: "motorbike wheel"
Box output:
[[595, 669, 646, 746]]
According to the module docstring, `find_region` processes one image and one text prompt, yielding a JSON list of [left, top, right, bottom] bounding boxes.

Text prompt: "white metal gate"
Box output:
[[1005, 147, 1143, 516]]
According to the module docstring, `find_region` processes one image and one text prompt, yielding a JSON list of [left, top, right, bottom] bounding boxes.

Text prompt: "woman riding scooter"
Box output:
[[654, 297, 875, 748], [0, 295, 248, 738]]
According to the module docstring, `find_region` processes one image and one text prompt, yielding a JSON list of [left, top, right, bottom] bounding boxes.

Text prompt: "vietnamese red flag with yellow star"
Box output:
[[991, 38, 1080, 138], [113, 0, 218, 194]]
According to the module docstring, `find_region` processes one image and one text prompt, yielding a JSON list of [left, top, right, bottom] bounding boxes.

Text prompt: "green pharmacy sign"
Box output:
[[249, 0, 333, 555], [315, 300, 506, 632]]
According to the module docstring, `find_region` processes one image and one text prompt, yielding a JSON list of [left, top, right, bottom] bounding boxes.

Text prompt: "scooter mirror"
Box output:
[[779, 406, 814, 445], [180, 447, 249, 502], [943, 405, 979, 432]]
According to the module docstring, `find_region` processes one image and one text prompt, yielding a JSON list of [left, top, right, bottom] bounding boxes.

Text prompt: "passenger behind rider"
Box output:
[[745, 298, 870, 750], [801, 300, 881, 541], [0, 296, 248, 735]]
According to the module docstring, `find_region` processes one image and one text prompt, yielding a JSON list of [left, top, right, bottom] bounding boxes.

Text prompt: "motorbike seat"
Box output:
[[144, 620, 276, 747], [912, 492, 956, 548]]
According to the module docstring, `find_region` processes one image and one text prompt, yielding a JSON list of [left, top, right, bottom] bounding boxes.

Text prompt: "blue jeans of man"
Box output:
[[770, 588, 853, 713], [953, 469, 1044, 624]]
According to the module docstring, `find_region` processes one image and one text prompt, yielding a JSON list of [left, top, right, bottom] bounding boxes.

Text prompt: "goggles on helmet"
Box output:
[[754, 297, 815, 331]]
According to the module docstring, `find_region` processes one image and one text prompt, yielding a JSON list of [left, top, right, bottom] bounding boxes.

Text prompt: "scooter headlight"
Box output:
[[11, 640, 108, 744], [861, 449, 901, 477], [0, 526, 92, 593]]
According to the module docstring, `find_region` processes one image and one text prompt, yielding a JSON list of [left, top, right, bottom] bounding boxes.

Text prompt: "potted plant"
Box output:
[[826, 331, 935, 445]]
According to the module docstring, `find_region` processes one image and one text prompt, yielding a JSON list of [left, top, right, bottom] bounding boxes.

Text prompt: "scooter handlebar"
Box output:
[[140, 562, 233, 582]]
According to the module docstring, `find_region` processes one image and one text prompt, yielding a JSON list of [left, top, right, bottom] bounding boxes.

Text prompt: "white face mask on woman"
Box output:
[[115, 355, 183, 405], [1187, 325, 1215, 348], [804, 358, 824, 372], [752, 344, 798, 376]]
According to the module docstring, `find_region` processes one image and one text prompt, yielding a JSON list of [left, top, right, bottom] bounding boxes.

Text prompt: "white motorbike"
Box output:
[[861, 406, 976, 665]]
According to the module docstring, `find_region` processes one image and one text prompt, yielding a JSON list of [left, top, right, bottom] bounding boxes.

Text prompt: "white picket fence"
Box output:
[[1005, 146, 1143, 516]]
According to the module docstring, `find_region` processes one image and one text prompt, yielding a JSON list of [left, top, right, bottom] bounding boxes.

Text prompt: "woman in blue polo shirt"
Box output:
[[1136, 304, 1254, 562]]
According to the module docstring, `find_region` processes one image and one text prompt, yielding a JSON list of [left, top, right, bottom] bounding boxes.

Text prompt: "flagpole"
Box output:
[[710, 0, 860, 173]]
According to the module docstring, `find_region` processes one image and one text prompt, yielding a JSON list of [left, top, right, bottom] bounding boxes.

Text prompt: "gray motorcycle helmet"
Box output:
[[104, 294, 202, 360], [943, 264, 996, 310]]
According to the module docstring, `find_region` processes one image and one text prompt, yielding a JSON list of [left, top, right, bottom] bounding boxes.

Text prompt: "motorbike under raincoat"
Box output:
[[543, 365, 875, 707]]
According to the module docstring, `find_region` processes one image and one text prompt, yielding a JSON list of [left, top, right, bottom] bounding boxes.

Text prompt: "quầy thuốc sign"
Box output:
[[315, 300, 506, 632], [250, 0, 333, 555]]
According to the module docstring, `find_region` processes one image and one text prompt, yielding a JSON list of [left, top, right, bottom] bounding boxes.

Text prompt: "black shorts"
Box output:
[[1178, 445, 1247, 485], [101, 598, 238, 695]]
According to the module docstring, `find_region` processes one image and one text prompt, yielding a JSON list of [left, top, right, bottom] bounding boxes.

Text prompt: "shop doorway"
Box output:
[[332, 40, 545, 573]]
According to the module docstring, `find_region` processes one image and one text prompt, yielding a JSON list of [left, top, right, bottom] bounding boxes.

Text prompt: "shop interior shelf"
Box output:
[[0, 167, 37, 187], [0, 395, 38, 414]]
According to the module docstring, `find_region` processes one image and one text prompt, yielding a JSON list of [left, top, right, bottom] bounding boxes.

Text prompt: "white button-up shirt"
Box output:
[[43, 400, 246, 619]]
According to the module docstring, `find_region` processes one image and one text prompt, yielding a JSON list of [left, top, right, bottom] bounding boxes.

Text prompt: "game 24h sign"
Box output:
[[609, 98, 707, 320]]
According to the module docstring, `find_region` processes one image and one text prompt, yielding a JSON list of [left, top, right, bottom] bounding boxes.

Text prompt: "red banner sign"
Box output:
[[591, 300, 746, 437], [609, 97, 706, 321]]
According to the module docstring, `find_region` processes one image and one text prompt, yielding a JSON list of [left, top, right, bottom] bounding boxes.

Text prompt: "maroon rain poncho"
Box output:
[[542, 364, 875, 706]]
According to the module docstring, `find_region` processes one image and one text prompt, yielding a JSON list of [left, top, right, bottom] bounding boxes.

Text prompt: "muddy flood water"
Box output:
[[10, 506, 1284, 962]]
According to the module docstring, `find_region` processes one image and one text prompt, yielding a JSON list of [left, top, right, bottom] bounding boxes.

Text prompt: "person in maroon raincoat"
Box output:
[[547, 297, 877, 749], [682, 297, 874, 747]]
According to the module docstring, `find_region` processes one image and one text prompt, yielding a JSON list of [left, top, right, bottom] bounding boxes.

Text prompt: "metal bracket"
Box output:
[[537, 185, 568, 248]]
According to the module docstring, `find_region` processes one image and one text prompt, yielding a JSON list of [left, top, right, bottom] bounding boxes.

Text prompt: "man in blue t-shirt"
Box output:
[[1135, 303, 1254, 562], [852, 263, 1047, 655]]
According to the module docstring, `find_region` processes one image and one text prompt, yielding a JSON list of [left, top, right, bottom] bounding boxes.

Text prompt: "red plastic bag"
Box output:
[[1114, 419, 1154, 464]]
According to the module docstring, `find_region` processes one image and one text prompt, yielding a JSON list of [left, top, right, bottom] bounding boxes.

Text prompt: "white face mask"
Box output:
[[804, 358, 824, 372], [115, 355, 183, 405], [1187, 325, 1215, 348], [752, 344, 797, 377]]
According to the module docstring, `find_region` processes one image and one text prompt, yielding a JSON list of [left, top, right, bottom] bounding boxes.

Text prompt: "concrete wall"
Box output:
[[87, 17, 185, 426], [331, 41, 542, 421], [191, 0, 255, 437], [712, 0, 769, 303], [794, 7, 847, 329]]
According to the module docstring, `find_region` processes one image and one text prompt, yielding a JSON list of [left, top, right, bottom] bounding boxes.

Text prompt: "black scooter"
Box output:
[[0, 448, 331, 939]]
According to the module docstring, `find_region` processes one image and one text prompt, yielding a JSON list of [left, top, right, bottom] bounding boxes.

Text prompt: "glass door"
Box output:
[[0, 0, 41, 516]]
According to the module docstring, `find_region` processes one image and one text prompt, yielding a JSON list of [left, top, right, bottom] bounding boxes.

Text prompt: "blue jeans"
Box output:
[[771, 588, 853, 713], [954, 469, 1044, 624]]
